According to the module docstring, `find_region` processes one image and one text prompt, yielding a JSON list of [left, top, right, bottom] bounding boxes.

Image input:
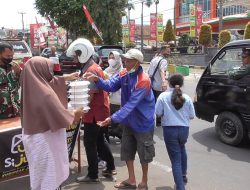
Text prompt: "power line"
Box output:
[[131, 7, 175, 20]]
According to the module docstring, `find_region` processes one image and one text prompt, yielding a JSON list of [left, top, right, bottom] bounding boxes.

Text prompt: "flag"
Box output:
[[82, 3, 103, 41], [35, 17, 46, 45]]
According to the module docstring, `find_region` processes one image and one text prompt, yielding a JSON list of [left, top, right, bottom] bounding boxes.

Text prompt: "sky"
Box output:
[[0, 0, 174, 29]]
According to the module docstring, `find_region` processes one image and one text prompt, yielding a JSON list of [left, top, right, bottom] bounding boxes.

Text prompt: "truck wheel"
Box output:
[[215, 112, 245, 146]]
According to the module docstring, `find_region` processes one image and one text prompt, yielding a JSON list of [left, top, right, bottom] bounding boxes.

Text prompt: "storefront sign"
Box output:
[[157, 14, 164, 42], [189, 4, 196, 37]]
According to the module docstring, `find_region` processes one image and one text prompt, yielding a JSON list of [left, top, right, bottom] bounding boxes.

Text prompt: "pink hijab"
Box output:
[[20, 56, 73, 135]]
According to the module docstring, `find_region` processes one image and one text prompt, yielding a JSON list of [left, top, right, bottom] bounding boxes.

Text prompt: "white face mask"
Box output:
[[108, 59, 116, 67], [128, 62, 138, 74]]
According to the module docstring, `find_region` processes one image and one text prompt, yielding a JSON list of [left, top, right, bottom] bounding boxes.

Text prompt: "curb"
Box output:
[[188, 65, 206, 69], [143, 62, 206, 69]]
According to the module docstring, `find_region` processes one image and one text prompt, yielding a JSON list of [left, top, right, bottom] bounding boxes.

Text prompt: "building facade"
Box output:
[[175, 0, 250, 34]]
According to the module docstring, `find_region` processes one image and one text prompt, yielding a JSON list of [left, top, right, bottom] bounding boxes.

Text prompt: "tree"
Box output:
[[35, 0, 127, 44], [163, 19, 176, 43], [199, 24, 212, 47], [244, 21, 250, 40], [218, 30, 231, 48]]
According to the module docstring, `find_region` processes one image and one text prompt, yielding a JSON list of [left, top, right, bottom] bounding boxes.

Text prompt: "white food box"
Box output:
[[68, 80, 90, 111]]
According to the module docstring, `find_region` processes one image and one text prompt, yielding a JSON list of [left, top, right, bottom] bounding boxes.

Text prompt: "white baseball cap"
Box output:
[[121, 49, 144, 63]]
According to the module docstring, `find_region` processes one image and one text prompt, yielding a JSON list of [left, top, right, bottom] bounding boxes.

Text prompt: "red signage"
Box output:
[[30, 24, 46, 49], [196, 5, 203, 34], [129, 20, 135, 42], [150, 13, 157, 41]]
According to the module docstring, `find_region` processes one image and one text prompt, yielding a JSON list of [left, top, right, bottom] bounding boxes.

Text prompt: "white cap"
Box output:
[[121, 49, 144, 63]]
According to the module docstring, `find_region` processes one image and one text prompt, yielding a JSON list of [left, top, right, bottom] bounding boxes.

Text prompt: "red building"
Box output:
[[175, 0, 250, 35]]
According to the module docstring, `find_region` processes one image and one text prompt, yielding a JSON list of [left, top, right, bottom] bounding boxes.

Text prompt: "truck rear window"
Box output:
[[8, 41, 29, 54]]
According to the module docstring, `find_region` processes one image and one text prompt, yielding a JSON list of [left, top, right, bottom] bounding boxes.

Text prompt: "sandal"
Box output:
[[114, 180, 137, 189], [137, 183, 148, 190]]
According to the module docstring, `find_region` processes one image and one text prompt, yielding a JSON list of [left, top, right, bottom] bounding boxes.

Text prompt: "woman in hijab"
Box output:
[[21, 56, 83, 190], [104, 51, 123, 140]]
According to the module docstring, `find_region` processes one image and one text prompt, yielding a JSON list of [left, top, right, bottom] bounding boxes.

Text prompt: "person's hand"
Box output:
[[64, 72, 79, 81], [73, 107, 84, 125], [97, 117, 111, 127], [83, 72, 99, 82], [11, 62, 22, 78]]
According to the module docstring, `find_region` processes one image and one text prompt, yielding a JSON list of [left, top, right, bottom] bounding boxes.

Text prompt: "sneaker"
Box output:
[[98, 160, 107, 169], [102, 169, 117, 177], [76, 175, 100, 183], [183, 175, 188, 184]]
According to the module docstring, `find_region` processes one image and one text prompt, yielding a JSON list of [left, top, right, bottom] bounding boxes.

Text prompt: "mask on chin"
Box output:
[[128, 62, 138, 74]]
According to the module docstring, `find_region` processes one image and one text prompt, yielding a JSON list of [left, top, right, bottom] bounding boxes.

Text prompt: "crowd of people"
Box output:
[[1, 37, 250, 190]]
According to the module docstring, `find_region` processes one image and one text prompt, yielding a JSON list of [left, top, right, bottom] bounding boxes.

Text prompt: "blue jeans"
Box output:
[[163, 126, 189, 190]]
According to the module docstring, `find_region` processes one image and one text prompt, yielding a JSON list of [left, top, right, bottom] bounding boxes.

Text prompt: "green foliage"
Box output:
[[218, 30, 231, 48], [198, 24, 212, 46], [35, 0, 127, 44], [244, 21, 250, 40], [125, 42, 135, 48], [178, 33, 191, 47], [163, 19, 176, 43]]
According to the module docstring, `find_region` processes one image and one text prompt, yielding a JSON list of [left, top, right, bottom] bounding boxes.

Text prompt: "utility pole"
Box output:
[[218, 0, 224, 32], [141, 1, 144, 52], [18, 11, 26, 33]]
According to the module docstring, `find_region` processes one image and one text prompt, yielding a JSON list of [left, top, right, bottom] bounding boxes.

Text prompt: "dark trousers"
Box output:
[[83, 122, 115, 178]]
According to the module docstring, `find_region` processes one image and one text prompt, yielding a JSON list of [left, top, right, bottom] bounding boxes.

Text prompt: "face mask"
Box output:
[[128, 62, 138, 74], [108, 59, 116, 67], [1, 58, 13, 65]]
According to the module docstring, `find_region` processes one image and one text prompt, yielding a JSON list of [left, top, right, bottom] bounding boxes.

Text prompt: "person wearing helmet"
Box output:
[[84, 49, 155, 190], [67, 38, 116, 183]]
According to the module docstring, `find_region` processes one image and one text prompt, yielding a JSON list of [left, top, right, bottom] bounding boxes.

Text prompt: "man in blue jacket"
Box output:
[[84, 49, 155, 189]]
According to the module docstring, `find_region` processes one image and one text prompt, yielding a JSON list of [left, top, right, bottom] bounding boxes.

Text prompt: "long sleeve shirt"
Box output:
[[96, 66, 155, 132]]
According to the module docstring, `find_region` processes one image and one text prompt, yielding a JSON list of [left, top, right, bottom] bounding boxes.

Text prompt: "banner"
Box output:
[[196, 5, 203, 35], [189, 4, 196, 37], [47, 16, 66, 46], [30, 23, 46, 49], [157, 14, 164, 42], [129, 20, 135, 42], [150, 13, 157, 43], [82, 3, 103, 41], [122, 24, 129, 44], [0, 121, 81, 182]]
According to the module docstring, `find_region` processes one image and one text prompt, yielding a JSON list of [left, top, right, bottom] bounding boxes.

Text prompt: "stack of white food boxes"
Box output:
[[68, 80, 90, 112]]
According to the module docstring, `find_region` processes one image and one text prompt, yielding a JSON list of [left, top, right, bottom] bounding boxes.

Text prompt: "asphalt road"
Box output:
[[1, 68, 250, 190]]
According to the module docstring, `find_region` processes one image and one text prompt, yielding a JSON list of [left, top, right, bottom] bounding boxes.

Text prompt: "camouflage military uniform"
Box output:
[[229, 64, 250, 80], [0, 67, 20, 119]]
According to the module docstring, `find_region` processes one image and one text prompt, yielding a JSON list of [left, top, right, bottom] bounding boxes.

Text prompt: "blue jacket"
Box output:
[[96, 66, 155, 132]]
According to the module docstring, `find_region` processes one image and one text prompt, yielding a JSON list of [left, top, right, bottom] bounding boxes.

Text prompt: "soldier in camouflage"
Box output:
[[0, 41, 22, 119], [229, 48, 250, 80]]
